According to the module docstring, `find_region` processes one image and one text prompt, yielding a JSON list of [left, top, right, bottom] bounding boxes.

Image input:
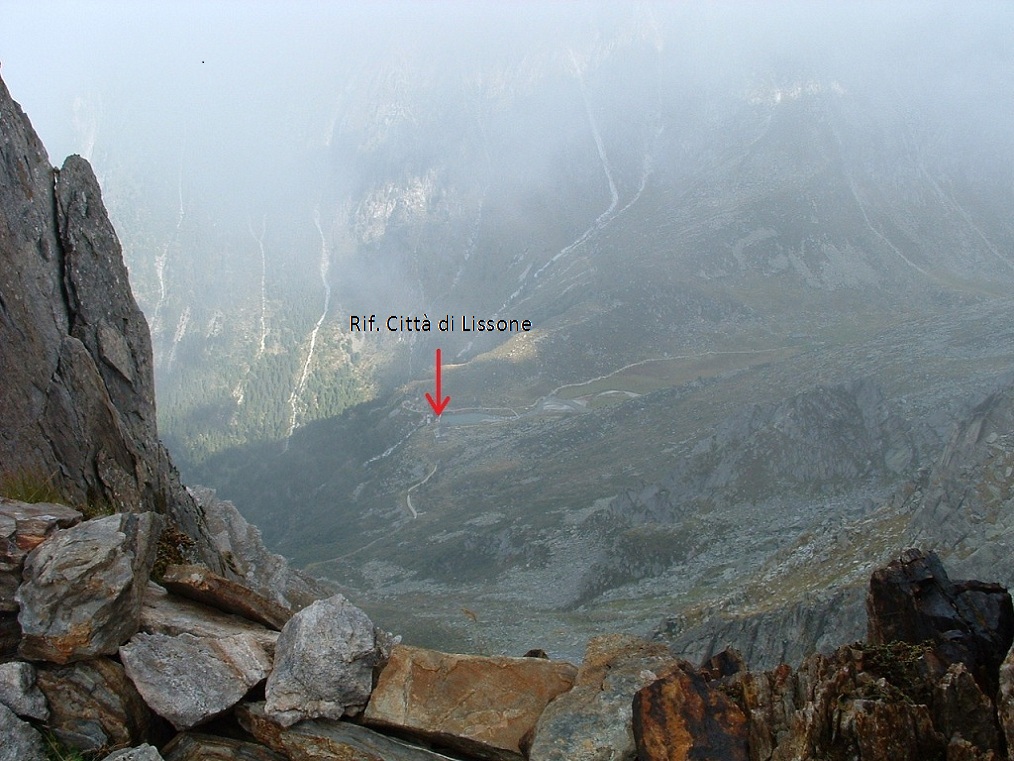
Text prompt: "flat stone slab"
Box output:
[[364, 644, 578, 760], [120, 632, 271, 730], [161, 731, 286, 761], [239, 702, 459, 761], [161, 563, 293, 630], [140, 582, 278, 656]]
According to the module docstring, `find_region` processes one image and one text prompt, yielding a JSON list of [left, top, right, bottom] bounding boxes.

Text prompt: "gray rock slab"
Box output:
[[0, 702, 47, 761], [140, 582, 278, 656], [16, 512, 163, 663], [0, 661, 48, 720], [120, 631, 271, 730], [265, 594, 396, 727]]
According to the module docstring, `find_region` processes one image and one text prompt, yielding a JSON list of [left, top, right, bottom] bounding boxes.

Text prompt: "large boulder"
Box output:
[[363, 644, 578, 760], [16, 512, 163, 663], [120, 632, 271, 730], [867, 548, 1014, 696], [930, 663, 1000, 754], [265, 594, 396, 727], [528, 634, 680, 761], [36, 657, 152, 752]]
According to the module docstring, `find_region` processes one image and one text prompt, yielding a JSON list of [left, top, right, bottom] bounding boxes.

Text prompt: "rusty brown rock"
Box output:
[[160, 564, 293, 630], [730, 663, 798, 760], [36, 657, 151, 752], [363, 644, 577, 760], [632, 663, 749, 761], [848, 699, 945, 761], [995, 640, 1014, 757], [866, 548, 1014, 696], [931, 663, 1000, 753]]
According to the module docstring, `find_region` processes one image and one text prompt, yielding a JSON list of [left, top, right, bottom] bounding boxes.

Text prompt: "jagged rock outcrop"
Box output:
[[190, 487, 332, 613], [906, 378, 1014, 591], [16, 511, 163, 663], [609, 379, 918, 526], [867, 548, 1014, 697], [0, 73, 223, 573], [655, 585, 867, 671], [632, 660, 750, 761], [363, 645, 578, 760], [264, 594, 396, 727]]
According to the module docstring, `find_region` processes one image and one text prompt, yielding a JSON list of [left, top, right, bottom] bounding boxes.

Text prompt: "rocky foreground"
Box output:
[[2, 505, 1014, 761]]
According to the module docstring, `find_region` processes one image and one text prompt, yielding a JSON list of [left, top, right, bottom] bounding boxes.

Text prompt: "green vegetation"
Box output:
[[42, 731, 93, 761], [0, 468, 64, 504]]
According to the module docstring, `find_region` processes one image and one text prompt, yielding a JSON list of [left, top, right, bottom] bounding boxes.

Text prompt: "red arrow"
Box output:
[[425, 348, 450, 416]]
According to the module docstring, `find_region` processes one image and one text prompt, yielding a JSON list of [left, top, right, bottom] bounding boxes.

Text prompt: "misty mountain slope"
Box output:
[[188, 290, 1014, 656], [12, 3, 1013, 660], [656, 374, 1014, 669], [80, 7, 1010, 471]]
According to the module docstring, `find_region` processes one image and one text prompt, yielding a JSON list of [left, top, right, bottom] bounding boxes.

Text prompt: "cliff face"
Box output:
[[0, 73, 222, 572]]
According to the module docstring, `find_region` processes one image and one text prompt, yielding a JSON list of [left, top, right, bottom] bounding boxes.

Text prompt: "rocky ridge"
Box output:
[[5, 504, 1014, 761]]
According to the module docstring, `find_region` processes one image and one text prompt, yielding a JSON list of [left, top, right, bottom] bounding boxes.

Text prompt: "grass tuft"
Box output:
[[0, 468, 64, 504]]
